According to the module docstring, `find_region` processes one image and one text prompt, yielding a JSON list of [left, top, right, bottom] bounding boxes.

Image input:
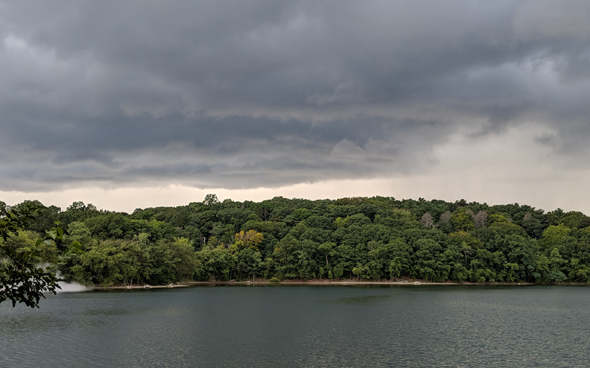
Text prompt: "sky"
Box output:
[[1, 1, 590, 213]]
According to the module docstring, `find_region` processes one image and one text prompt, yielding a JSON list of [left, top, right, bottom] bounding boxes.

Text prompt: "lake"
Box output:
[[1, 285, 589, 367]]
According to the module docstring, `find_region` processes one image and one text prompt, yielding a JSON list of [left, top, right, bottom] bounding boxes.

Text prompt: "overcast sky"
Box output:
[[2, 1, 590, 213]]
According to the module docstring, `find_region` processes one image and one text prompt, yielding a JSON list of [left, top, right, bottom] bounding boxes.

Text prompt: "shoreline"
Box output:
[[182, 280, 537, 286], [90, 278, 584, 290], [92, 284, 192, 290]]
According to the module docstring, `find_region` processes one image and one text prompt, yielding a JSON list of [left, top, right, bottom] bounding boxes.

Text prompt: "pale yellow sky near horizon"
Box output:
[[2, 125, 588, 214]]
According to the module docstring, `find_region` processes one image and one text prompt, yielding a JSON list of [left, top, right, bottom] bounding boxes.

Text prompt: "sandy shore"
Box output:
[[184, 280, 536, 286], [92, 284, 191, 290], [92, 279, 543, 289]]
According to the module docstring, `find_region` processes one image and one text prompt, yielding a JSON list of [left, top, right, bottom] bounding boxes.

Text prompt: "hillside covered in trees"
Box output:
[[2, 195, 590, 286]]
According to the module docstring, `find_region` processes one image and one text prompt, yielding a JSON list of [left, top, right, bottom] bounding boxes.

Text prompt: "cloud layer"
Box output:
[[1, 1, 590, 192]]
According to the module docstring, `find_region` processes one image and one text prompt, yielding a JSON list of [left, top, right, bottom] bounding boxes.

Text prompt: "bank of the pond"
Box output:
[[92, 284, 191, 290], [92, 278, 547, 289], [185, 279, 537, 286]]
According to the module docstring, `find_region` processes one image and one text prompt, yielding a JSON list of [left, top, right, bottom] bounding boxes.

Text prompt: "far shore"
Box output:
[[88, 278, 586, 290]]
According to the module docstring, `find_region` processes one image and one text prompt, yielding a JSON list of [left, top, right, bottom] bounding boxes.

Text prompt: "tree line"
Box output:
[[2, 195, 590, 287]]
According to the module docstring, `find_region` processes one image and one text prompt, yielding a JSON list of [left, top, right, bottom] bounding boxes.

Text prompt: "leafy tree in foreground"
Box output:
[[0, 202, 81, 308]]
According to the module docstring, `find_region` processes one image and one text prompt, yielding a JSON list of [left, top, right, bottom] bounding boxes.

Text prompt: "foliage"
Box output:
[[1, 202, 81, 308], [4, 194, 590, 288]]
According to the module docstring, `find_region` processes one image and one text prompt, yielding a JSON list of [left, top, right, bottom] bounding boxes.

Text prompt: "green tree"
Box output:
[[203, 194, 220, 206], [318, 242, 336, 268], [1, 202, 81, 308], [450, 210, 475, 232]]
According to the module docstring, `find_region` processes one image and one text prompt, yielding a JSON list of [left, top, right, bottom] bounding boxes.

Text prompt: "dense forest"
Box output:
[[2, 195, 590, 286]]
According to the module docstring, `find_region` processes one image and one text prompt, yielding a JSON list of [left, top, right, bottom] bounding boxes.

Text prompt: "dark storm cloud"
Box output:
[[1, 0, 589, 190]]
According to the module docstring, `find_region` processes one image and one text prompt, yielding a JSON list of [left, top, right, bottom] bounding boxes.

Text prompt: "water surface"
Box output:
[[1, 285, 589, 367]]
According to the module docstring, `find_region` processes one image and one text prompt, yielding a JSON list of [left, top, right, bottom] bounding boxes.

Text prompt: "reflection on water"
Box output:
[[82, 308, 135, 316], [1, 286, 590, 368], [327, 294, 394, 305]]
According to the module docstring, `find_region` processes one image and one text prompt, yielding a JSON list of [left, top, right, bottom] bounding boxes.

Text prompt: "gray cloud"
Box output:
[[1, 0, 590, 191]]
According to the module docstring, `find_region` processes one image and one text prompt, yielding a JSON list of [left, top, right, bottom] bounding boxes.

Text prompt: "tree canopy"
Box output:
[[3, 195, 590, 296]]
